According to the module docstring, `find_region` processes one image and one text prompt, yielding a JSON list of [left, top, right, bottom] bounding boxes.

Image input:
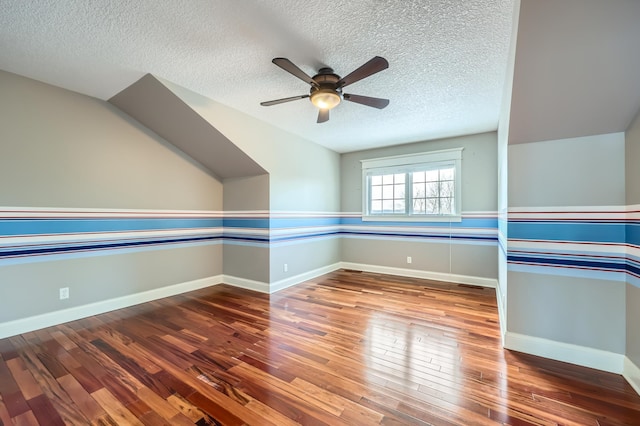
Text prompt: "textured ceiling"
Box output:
[[0, 0, 515, 153]]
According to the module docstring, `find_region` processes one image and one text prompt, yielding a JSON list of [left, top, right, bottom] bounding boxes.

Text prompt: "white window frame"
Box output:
[[361, 148, 463, 222]]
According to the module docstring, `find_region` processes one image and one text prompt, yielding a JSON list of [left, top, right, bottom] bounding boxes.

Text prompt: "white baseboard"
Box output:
[[0, 275, 223, 339], [624, 356, 640, 396], [495, 281, 507, 345], [222, 275, 270, 293], [504, 332, 624, 374], [340, 262, 498, 288], [270, 262, 342, 293]]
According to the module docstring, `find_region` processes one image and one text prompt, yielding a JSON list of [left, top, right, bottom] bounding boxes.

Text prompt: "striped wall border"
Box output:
[[507, 205, 640, 287], [1, 208, 499, 264]]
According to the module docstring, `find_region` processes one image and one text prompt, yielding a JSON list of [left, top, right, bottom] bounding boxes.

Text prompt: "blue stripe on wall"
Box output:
[[0, 218, 223, 236], [508, 221, 626, 243], [223, 218, 270, 229], [627, 223, 640, 246]]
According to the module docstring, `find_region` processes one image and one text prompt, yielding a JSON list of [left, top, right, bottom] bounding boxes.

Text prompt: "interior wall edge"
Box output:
[[222, 275, 270, 294], [623, 356, 640, 397], [505, 331, 624, 375], [496, 275, 507, 345], [0, 274, 223, 339], [270, 262, 342, 294]]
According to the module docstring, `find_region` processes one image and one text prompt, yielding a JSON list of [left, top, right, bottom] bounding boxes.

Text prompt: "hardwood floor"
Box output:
[[1, 269, 639, 425]]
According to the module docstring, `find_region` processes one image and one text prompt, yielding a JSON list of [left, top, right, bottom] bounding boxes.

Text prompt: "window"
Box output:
[[361, 148, 463, 221]]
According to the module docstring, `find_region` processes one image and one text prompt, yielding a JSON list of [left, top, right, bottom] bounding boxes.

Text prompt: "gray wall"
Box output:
[[270, 238, 341, 283], [508, 133, 626, 354], [508, 272, 625, 353], [223, 174, 270, 283], [223, 175, 270, 211], [0, 246, 222, 323], [341, 132, 498, 212], [162, 79, 343, 289], [340, 132, 498, 280], [627, 108, 640, 205], [509, 133, 625, 207], [626, 107, 640, 368], [0, 71, 221, 210], [161, 78, 341, 212], [0, 70, 224, 323]]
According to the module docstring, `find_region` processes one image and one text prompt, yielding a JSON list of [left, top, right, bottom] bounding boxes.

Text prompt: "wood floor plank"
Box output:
[[9, 410, 40, 426], [91, 387, 143, 426], [1, 270, 639, 425], [5, 357, 42, 402], [0, 356, 30, 418], [0, 395, 13, 426], [56, 374, 107, 423]]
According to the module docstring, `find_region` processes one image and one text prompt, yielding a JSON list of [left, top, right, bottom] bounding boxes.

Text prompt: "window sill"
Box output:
[[362, 215, 462, 223]]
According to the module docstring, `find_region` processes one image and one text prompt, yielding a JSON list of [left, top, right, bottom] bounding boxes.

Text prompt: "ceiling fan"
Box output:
[[260, 56, 389, 123]]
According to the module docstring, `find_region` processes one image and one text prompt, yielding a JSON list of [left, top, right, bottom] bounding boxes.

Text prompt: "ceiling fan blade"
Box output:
[[272, 58, 317, 87], [337, 56, 389, 88], [317, 109, 329, 123], [343, 93, 389, 109], [260, 94, 309, 106]]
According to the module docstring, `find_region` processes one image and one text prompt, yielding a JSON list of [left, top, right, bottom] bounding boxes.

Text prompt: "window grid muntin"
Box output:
[[367, 162, 457, 217]]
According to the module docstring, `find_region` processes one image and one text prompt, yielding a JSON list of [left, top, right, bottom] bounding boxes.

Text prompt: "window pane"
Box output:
[[371, 186, 382, 200], [382, 185, 394, 199], [382, 200, 394, 213], [441, 198, 453, 214], [413, 171, 425, 183], [440, 181, 454, 197], [394, 184, 405, 198], [371, 175, 382, 185], [426, 198, 439, 214], [395, 173, 405, 184], [425, 181, 438, 196], [371, 200, 382, 213], [425, 169, 438, 182], [413, 199, 426, 214], [382, 174, 394, 185], [394, 200, 405, 213], [412, 183, 424, 198], [440, 167, 454, 180]]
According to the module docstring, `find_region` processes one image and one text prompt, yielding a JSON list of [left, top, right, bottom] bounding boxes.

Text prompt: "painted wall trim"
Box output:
[[623, 357, 640, 397], [0, 275, 223, 339], [340, 262, 497, 288], [270, 262, 342, 293], [222, 275, 270, 294], [504, 332, 624, 374]]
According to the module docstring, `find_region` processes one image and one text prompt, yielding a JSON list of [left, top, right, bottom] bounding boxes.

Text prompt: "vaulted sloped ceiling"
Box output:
[[509, 0, 640, 145], [109, 74, 266, 179]]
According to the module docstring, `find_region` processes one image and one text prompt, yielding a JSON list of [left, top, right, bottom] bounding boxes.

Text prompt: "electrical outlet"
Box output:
[[283, 263, 288, 272], [59, 287, 69, 300], [407, 256, 412, 264]]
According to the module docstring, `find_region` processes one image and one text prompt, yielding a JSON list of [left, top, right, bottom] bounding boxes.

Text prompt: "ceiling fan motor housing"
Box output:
[[310, 68, 342, 109]]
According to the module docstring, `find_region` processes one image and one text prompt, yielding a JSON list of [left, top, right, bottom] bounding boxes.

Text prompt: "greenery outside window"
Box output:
[[361, 148, 463, 222]]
